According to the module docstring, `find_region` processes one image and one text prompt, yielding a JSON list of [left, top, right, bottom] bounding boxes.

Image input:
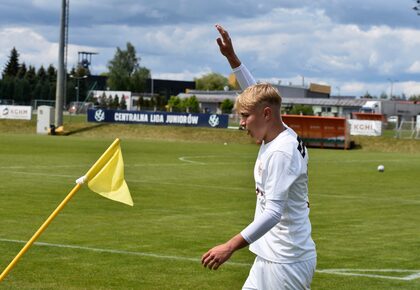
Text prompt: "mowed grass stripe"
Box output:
[[1, 133, 420, 289]]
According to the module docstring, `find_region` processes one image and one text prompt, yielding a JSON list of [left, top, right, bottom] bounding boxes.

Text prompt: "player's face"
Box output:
[[239, 105, 266, 143]]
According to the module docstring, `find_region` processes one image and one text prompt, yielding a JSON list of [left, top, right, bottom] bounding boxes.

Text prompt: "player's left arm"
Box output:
[[201, 234, 248, 270]]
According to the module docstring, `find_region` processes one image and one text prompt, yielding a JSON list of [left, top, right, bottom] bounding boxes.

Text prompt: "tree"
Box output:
[[167, 96, 182, 112], [409, 94, 420, 102], [130, 67, 150, 92], [24, 65, 37, 102], [119, 95, 127, 110], [288, 104, 314, 115], [195, 72, 229, 90], [111, 95, 119, 109], [379, 92, 388, 99], [362, 91, 373, 99], [106, 95, 113, 109], [17, 63, 27, 79], [107, 42, 150, 92], [182, 95, 200, 113], [37, 66, 47, 83], [47, 65, 57, 82], [2, 47, 20, 78], [220, 98, 234, 114], [98, 92, 107, 108]]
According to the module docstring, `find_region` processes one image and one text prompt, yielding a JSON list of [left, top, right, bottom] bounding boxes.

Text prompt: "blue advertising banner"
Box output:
[[87, 109, 229, 128]]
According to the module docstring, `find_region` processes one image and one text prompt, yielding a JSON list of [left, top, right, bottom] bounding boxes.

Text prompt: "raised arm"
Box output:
[[215, 24, 257, 89], [215, 24, 241, 69]]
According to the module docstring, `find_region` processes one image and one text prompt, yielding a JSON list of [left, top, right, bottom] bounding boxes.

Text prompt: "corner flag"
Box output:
[[81, 138, 133, 206], [0, 138, 133, 283]]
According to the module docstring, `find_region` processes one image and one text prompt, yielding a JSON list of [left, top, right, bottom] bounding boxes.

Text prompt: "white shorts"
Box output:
[[242, 256, 316, 290]]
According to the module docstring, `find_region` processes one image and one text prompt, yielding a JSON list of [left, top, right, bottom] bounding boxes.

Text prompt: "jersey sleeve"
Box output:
[[264, 151, 297, 201], [240, 199, 286, 244], [232, 63, 257, 90]]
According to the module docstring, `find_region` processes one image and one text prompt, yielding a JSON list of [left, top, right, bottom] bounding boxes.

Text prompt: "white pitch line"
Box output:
[[4, 170, 420, 202], [1, 239, 419, 281], [3, 171, 250, 191], [405, 272, 420, 280], [316, 269, 420, 281], [8, 171, 75, 178], [0, 238, 248, 267], [178, 156, 206, 165]]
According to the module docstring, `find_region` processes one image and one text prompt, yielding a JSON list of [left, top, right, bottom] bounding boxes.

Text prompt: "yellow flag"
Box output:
[[85, 138, 133, 206]]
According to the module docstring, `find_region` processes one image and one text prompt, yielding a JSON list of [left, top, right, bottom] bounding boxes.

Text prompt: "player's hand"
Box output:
[[215, 24, 241, 68], [201, 243, 233, 270], [215, 24, 235, 58]]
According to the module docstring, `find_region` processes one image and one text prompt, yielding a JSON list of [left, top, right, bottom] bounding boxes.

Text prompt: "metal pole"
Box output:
[[54, 0, 66, 128], [76, 78, 80, 103]]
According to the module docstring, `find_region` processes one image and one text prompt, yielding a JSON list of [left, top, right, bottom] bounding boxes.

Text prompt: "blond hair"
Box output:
[[235, 83, 282, 113]]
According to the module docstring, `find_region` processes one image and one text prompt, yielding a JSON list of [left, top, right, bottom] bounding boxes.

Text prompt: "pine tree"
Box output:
[[37, 66, 47, 83], [17, 63, 27, 79], [47, 65, 56, 82], [2, 47, 20, 78], [119, 95, 127, 110], [24, 66, 37, 102]]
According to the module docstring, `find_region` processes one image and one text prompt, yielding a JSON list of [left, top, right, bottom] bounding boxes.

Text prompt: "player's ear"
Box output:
[[263, 106, 272, 120]]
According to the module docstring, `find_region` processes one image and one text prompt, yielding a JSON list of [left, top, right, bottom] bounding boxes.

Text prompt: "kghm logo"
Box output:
[[94, 109, 105, 122], [208, 114, 219, 127], [2, 107, 9, 116]]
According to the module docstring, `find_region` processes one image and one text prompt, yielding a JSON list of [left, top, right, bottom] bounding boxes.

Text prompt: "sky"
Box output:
[[1, 0, 420, 97]]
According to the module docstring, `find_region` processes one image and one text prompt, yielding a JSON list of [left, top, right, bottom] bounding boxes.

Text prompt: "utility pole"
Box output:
[[388, 78, 398, 99], [70, 75, 88, 103], [54, 0, 69, 129]]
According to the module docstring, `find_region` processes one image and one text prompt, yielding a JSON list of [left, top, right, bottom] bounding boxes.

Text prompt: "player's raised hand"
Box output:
[[215, 24, 241, 68]]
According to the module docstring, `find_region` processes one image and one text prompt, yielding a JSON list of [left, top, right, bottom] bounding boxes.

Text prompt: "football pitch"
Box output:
[[1, 133, 420, 289]]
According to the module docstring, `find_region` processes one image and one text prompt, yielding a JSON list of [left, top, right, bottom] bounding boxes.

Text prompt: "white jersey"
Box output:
[[233, 62, 316, 262], [250, 128, 316, 263]]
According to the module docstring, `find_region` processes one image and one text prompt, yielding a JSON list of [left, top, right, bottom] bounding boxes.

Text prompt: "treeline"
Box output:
[[0, 48, 57, 104], [0, 47, 89, 106], [1, 44, 237, 113]]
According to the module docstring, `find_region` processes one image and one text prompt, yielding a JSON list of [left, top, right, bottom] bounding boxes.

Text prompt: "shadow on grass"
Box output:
[[64, 123, 109, 136]]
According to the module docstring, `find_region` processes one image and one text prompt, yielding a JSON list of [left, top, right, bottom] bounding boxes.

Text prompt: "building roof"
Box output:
[[282, 97, 366, 107], [179, 91, 366, 107]]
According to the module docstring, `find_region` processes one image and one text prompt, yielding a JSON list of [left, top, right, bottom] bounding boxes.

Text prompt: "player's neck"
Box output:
[[263, 121, 285, 144]]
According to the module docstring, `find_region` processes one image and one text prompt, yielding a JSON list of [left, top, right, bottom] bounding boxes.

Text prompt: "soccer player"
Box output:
[[201, 25, 317, 290]]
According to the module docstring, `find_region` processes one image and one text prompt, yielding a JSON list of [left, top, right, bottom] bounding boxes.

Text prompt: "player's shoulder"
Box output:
[[272, 129, 307, 160], [273, 128, 298, 149]]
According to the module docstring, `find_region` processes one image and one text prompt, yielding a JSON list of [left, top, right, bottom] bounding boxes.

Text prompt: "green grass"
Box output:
[[0, 119, 420, 289]]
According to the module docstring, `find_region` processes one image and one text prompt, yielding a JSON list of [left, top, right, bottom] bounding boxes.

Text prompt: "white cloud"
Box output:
[[0, 27, 99, 71], [1, 1, 420, 98], [407, 61, 420, 73]]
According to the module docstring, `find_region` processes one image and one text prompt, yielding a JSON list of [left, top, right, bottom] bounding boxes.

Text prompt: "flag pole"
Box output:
[[84, 138, 120, 181], [0, 183, 81, 282], [0, 138, 123, 282]]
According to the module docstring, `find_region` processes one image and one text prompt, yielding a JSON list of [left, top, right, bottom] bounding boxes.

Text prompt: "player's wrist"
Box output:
[[227, 234, 248, 252], [227, 55, 241, 69]]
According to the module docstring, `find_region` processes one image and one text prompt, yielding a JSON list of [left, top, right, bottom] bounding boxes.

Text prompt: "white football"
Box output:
[[377, 165, 385, 172]]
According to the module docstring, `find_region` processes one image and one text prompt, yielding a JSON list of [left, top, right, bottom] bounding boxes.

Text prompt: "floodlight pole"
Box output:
[[54, 0, 68, 128], [70, 75, 88, 103], [387, 78, 398, 99]]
